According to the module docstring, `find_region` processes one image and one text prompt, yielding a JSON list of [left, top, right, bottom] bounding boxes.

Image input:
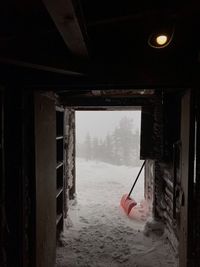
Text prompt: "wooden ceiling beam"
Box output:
[[59, 95, 156, 107], [0, 57, 85, 77], [42, 0, 89, 58]]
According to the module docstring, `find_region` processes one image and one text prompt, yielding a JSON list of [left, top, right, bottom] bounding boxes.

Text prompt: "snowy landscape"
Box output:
[[56, 158, 178, 267], [76, 111, 141, 167]]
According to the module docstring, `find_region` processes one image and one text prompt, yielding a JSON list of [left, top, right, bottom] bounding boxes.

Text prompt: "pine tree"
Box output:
[[112, 126, 123, 165], [78, 115, 140, 166], [92, 137, 99, 160], [118, 117, 134, 165], [104, 134, 114, 163], [84, 133, 92, 160], [98, 139, 106, 162]]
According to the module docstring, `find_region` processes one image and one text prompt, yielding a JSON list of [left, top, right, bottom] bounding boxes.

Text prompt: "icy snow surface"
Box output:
[[56, 158, 177, 267]]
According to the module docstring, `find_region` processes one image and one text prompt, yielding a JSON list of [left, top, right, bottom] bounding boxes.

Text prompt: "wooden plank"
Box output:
[[140, 105, 154, 159], [35, 93, 56, 267], [4, 90, 24, 266], [179, 89, 195, 267], [0, 57, 85, 77], [165, 223, 179, 253], [140, 97, 164, 160], [194, 90, 200, 261], [163, 175, 173, 190], [163, 210, 174, 228], [0, 88, 6, 267], [42, 0, 88, 58], [164, 194, 173, 211], [165, 186, 173, 201], [60, 96, 155, 108], [70, 110, 76, 199]]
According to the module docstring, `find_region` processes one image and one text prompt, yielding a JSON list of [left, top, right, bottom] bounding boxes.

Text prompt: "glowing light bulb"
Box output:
[[156, 35, 168, 46]]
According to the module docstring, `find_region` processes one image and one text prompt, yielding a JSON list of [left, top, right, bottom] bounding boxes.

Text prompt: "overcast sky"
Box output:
[[75, 111, 141, 143]]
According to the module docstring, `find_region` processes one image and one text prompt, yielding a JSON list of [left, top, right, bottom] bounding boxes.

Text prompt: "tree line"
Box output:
[[76, 116, 141, 166]]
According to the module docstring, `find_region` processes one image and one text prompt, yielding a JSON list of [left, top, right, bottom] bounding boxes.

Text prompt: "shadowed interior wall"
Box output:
[[194, 90, 200, 263], [35, 93, 56, 267], [4, 89, 25, 267], [0, 88, 6, 267]]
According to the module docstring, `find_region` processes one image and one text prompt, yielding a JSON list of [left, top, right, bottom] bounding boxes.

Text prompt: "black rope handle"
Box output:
[[128, 160, 146, 197]]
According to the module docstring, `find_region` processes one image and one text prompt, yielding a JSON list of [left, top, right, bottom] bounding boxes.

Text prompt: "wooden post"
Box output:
[[179, 89, 195, 267], [35, 93, 56, 267]]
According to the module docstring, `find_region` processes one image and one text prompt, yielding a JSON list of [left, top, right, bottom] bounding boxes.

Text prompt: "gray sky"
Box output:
[[75, 111, 141, 143]]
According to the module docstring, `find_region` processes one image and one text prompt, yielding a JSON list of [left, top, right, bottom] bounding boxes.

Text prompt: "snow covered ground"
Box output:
[[56, 158, 178, 267]]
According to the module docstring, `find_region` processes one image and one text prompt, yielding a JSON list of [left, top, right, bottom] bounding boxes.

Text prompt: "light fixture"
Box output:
[[156, 35, 168, 46], [148, 28, 174, 49]]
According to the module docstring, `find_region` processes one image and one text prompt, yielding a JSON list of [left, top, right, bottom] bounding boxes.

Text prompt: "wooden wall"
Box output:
[[144, 159, 154, 213], [142, 92, 181, 253], [2, 89, 36, 267], [143, 90, 198, 266], [194, 90, 200, 264]]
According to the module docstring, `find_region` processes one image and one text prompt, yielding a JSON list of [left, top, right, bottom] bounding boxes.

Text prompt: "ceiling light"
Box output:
[[156, 35, 168, 46], [148, 29, 174, 49]]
